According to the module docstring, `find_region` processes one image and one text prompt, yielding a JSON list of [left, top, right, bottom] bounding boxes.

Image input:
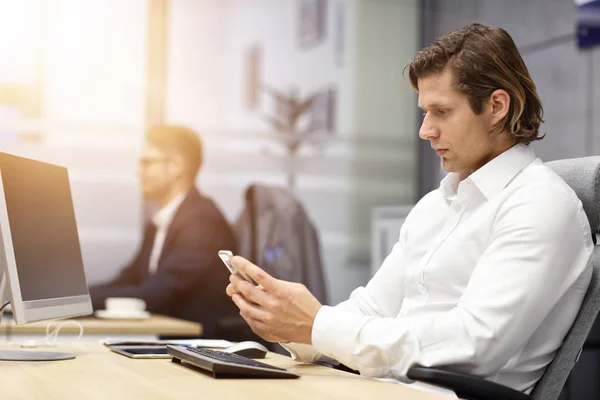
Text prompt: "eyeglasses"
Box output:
[[138, 156, 171, 168]]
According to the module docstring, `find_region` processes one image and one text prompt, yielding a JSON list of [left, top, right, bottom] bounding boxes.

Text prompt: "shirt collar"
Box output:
[[439, 172, 460, 201], [439, 143, 537, 202], [151, 192, 187, 229]]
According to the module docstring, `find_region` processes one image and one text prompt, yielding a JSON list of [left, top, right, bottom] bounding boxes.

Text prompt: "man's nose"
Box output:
[[419, 116, 440, 140]]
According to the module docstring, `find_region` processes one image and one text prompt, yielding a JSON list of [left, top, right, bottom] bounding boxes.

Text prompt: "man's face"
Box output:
[[137, 145, 179, 201], [418, 68, 500, 180]]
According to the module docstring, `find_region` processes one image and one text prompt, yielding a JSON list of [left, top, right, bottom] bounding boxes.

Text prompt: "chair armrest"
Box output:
[[406, 366, 532, 400]]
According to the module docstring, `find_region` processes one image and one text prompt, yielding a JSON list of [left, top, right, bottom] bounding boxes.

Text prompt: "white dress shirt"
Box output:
[[148, 192, 187, 275], [283, 144, 594, 394]]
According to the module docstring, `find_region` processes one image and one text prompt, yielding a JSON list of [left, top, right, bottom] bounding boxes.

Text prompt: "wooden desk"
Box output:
[[0, 343, 448, 400], [0, 314, 202, 343]]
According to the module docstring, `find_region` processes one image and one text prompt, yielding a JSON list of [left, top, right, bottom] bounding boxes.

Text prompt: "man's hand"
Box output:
[[225, 256, 322, 344]]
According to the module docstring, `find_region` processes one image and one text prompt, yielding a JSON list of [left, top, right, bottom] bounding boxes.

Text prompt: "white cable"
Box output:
[[42, 320, 84, 347]]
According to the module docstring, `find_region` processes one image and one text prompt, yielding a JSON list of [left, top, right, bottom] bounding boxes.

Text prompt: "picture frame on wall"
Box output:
[[298, 0, 328, 50], [333, 0, 346, 67], [309, 87, 336, 133], [244, 45, 262, 110]]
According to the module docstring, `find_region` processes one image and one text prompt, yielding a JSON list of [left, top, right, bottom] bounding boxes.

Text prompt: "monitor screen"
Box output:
[[0, 153, 88, 301]]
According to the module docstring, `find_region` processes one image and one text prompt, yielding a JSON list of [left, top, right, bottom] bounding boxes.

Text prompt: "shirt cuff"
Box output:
[[312, 305, 356, 352], [311, 305, 387, 376], [279, 342, 322, 362]]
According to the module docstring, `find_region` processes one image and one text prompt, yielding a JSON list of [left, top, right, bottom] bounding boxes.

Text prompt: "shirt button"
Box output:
[[453, 204, 461, 212], [417, 283, 426, 292]]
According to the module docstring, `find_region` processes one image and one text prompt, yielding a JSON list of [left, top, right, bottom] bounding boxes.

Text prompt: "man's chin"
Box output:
[[141, 190, 160, 201], [440, 160, 456, 174]]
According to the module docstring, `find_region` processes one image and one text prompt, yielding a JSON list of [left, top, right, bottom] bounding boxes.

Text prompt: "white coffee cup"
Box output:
[[105, 297, 146, 313]]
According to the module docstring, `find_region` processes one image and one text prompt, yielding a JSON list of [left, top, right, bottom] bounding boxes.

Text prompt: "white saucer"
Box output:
[[94, 310, 151, 320]]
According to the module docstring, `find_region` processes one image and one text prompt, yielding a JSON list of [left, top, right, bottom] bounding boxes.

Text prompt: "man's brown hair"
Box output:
[[408, 23, 544, 144], [146, 125, 203, 181]]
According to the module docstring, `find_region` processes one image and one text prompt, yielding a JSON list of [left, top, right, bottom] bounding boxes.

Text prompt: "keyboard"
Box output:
[[167, 345, 300, 379]]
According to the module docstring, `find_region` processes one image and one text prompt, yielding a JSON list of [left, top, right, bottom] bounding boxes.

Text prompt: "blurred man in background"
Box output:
[[90, 125, 238, 337]]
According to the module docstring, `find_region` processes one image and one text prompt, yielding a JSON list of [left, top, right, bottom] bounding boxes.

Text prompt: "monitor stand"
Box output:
[[0, 271, 75, 361], [0, 351, 75, 361]]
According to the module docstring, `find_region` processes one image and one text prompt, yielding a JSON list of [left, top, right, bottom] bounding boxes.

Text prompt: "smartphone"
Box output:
[[218, 250, 257, 285]]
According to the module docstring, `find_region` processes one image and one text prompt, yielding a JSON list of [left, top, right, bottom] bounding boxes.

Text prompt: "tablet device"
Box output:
[[109, 345, 171, 359]]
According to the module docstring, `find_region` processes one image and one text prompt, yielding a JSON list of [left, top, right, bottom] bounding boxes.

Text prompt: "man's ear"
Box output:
[[489, 89, 510, 128], [170, 154, 187, 178]]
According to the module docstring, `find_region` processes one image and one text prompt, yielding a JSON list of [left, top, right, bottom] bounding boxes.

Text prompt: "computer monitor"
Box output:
[[0, 151, 92, 361]]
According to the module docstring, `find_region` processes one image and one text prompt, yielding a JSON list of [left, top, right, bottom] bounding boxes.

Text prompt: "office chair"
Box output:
[[218, 184, 329, 353], [407, 156, 600, 400]]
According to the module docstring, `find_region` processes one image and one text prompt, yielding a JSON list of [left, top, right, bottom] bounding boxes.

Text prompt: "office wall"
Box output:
[[0, 0, 420, 306], [165, 0, 420, 304], [0, 0, 147, 287], [42, 0, 148, 279]]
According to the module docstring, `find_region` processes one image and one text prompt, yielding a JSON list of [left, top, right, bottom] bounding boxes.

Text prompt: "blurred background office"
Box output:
[[0, 0, 599, 397], [0, 0, 420, 306]]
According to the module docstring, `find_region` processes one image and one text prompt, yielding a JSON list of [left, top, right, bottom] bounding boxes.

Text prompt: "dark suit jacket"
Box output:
[[89, 188, 238, 338]]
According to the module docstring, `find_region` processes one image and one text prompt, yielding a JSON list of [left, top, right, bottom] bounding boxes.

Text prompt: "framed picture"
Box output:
[[298, 0, 328, 50], [244, 46, 262, 110], [309, 87, 336, 133], [333, 1, 346, 67]]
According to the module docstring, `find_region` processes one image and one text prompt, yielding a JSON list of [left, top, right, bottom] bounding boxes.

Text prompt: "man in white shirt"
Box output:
[[224, 23, 594, 394]]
